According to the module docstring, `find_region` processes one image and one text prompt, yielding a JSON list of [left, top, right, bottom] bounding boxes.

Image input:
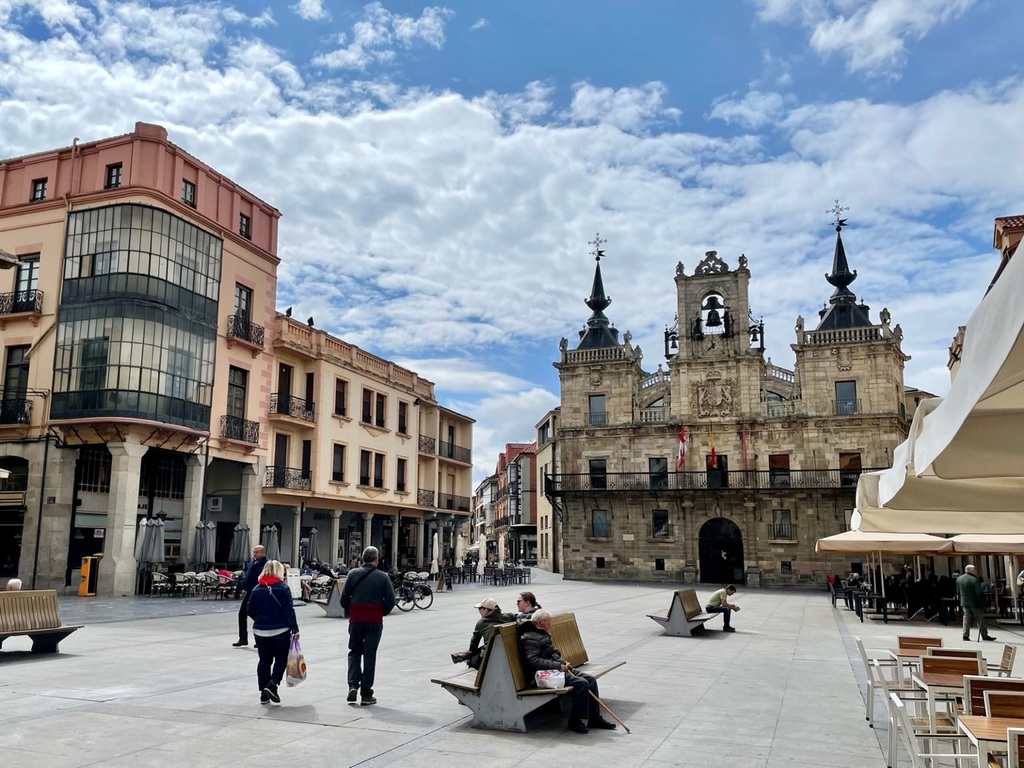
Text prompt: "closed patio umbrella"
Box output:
[[454, 534, 464, 566], [149, 518, 166, 565], [228, 524, 245, 563], [308, 528, 320, 562], [476, 536, 486, 577], [430, 532, 439, 576], [263, 525, 281, 562], [135, 518, 151, 562], [191, 521, 208, 568], [203, 520, 217, 565], [498, 533, 506, 568]]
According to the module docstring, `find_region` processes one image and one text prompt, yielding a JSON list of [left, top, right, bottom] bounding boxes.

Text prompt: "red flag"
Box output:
[[677, 425, 686, 468], [709, 424, 717, 469]]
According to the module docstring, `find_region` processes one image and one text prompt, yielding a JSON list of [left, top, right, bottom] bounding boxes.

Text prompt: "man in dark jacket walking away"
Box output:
[[340, 546, 396, 705], [957, 564, 996, 641], [235, 545, 267, 647], [519, 609, 617, 734]]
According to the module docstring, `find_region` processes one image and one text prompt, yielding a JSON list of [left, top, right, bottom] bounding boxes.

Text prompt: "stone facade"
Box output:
[[549, 243, 911, 587]]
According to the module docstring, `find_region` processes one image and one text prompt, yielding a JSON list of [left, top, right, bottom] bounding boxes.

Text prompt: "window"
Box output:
[[359, 449, 386, 487], [839, 452, 862, 487], [78, 446, 112, 493], [227, 366, 247, 419], [652, 509, 669, 538], [332, 444, 346, 482], [375, 392, 387, 428], [234, 284, 252, 322], [13, 256, 39, 312], [595, 556, 606, 569], [373, 452, 385, 488], [239, 213, 251, 239], [835, 380, 857, 415], [181, 178, 196, 207], [771, 509, 792, 539], [1, 345, 30, 424], [105, 163, 122, 189], [361, 388, 372, 423], [398, 401, 408, 435], [588, 458, 607, 490], [538, 420, 550, 445], [80, 337, 109, 393], [781, 560, 793, 575], [768, 454, 791, 488], [591, 508, 609, 538], [166, 348, 192, 401], [396, 457, 407, 491], [588, 394, 606, 426], [30, 178, 47, 201], [649, 457, 668, 489], [334, 378, 347, 417], [655, 558, 665, 571], [706, 453, 729, 488]]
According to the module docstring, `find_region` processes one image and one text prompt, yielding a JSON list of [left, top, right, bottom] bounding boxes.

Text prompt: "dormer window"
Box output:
[[181, 179, 196, 207], [30, 178, 47, 201]]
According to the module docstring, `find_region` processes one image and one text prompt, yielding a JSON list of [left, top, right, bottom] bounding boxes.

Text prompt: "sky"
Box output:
[[2, 0, 1023, 486]]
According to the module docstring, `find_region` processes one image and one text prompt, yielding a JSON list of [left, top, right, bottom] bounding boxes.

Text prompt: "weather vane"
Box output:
[[827, 199, 850, 232], [588, 233, 608, 261]]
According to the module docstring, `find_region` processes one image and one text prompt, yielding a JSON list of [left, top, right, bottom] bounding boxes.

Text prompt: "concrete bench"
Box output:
[[431, 612, 625, 732], [647, 588, 718, 637], [0, 589, 83, 653]]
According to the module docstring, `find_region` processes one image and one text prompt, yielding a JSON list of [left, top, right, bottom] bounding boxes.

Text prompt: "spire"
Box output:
[[576, 233, 620, 349], [814, 202, 873, 330]]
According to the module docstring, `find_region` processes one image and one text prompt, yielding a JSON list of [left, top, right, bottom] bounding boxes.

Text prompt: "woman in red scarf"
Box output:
[[246, 560, 299, 704]]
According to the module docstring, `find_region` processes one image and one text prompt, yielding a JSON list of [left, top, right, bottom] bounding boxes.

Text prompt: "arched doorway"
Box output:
[[698, 517, 745, 585]]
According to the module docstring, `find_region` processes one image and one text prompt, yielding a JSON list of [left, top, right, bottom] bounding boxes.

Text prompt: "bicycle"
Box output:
[[391, 571, 433, 611]]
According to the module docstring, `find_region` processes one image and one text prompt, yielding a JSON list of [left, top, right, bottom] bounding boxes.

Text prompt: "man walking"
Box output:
[[705, 585, 741, 632], [340, 546, 396, 706], [234, 545, 267, 647], [957, 564, 996, 641]]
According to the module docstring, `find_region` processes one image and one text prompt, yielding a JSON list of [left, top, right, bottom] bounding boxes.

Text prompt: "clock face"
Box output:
[[704, 338, 717, 354]]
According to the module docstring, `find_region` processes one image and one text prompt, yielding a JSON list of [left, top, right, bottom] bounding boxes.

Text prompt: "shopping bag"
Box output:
[[534, 669, 565, 689], [286, 635, 307, 687]]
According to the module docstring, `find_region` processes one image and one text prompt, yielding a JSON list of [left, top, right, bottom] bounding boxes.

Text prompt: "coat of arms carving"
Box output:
[[693, 375, 735, 417], [589, 366, 603, 386]]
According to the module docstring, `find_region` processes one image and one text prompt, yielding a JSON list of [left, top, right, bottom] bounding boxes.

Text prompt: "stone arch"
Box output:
[[698, 516, 745, 585]]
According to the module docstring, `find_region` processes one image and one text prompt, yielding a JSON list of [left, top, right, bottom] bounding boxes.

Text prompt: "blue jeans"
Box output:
[[348, 622, 383, 696], [254, 632, 290, 690], [706, 603, 732, 628]]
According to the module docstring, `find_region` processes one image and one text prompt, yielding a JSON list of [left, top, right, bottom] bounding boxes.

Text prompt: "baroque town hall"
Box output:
[[546, 223, 911, 587]]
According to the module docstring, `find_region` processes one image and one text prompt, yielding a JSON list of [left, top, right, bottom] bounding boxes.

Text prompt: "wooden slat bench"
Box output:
[[0, 589, 82, 653], [647, 588, 719, 637], [431, 612, 625, 732]]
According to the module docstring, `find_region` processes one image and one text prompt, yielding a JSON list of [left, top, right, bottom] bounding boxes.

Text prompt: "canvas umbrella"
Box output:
[[476, 535, 486, 577], [202, 520, 217, 565], [228, 524, 249, 564], [263, 525, 281, 562], [815, 530, 953, 555], [454, 534, 464, 567], [191, 521, 208, 568], [498, 533, 506, 568], [308, 527, 320, 563], [430, 531, 440, 576], [149, 518, 166, 565], [135, 517, 151, 562]]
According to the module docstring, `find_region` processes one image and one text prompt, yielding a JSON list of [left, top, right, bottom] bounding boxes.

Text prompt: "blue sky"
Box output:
[[2, 0, 1024, 485]]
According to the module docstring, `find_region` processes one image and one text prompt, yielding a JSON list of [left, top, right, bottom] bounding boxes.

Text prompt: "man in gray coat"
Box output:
[[956, 564, 996, 641], [340, 546, 396, 706]]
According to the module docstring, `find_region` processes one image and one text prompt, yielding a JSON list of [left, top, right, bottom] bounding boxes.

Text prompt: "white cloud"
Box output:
[[313, 1, 453, 70], [470, 18, 487, 31], [710, 91, 788, 128], [292, 0, 327, 21], [568, 82, 681, 133], [750, 0, 977, 75]]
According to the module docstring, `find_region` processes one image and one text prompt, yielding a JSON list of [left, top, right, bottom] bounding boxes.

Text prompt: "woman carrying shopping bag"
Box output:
[[247, 560, 299, 705]]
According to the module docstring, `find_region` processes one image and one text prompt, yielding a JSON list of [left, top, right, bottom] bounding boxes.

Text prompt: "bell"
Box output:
[[749, 326, 760, 343], [703, 296, 724, 328]]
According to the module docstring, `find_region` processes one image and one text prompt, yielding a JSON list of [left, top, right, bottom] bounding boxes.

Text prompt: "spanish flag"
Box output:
[[677, 425, 686, 468], [709, 423, 717, 469]]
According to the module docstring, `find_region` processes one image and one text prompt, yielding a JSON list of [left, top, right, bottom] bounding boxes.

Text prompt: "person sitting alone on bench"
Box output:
[[455, 597, 516, 668], [705, 585, 741, 632], [519, 609, 617, 734]]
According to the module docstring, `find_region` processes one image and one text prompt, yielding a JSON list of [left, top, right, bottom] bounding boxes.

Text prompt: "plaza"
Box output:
[[7, 570, 1015, 767]]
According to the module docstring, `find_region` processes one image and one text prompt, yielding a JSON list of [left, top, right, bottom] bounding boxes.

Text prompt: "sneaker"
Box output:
[[361, 695, 377, 706], [723, 626, 736, 633], [347, 687, 358, 703], [264, 684, 281, 705], [590, 717, 617, 730], [260, 689, 270, 705], [983, 635, 997, 641], [232, 640, 248, 647], [567, 719, 588, 734]]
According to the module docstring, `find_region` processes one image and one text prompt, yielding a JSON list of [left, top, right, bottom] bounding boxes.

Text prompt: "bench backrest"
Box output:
[[0, 589, 64, 632], [680, 589, 705, 621], [491, 612, 588, 693]]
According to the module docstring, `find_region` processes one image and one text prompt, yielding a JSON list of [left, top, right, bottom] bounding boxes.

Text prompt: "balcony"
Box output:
[[639, 407, 669, 424], [417, 488, 435, 507], [438, 492, 471, 511], [834, 399, 860, 416], [0, 397, 32, 425], [226, 314, 265, 353], [264, 466, 311, 491], [0, 289, 43, 324], [547, 468, 875, 494], [438, 441, 471, 464], [419, 435, 436, 455], [220, 414, 259, 444], [765, 401, 796, 418], [588, 411, 607, 427], [269, 393, 315, 422], [768, 522, 796, 540]]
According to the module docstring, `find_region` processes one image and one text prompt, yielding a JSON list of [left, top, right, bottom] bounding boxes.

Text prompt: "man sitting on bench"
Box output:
[[452, 597, 516, 668], [705, 585, 741, 632], [519, 609, 617, 734]]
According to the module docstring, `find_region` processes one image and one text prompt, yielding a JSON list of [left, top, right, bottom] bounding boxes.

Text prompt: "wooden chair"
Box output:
[[920, 655, 985, 677], [929, 647, 986, 662], [150, 572, 170, 597], [1007, 727, 1024, 768], [876, 660, 954, 767], [963, 676, 1024, 716], [994, 645, 1018, 677], [888, 693, 976, 768], [856, 636, 899, 726], [984, 691, 1024, 718], [898, 635, 944, 649]]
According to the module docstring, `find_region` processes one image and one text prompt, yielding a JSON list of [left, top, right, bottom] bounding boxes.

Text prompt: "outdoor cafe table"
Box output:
[[913, 671, 968, 731], [958, 715, 1024, 760], [890, 648, 931, 685]]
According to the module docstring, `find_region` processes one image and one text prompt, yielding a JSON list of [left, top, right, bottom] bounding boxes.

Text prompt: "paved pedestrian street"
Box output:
[[4, 571, 1019, 767]]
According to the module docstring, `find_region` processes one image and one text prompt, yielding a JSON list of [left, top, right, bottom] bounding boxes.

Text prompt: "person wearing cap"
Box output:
[[463, 597, 516, 669]]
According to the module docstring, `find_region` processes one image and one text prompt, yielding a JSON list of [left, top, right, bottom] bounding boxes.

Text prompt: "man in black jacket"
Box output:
[[462, 597, 516, 668], [340, 546, 396, 706], [519, 609, 616, 734], [234, 544, 267, 647]]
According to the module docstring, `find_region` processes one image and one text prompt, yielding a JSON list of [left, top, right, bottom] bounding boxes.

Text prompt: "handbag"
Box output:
[[534, 669, 565, 689], [286, 635, 307, 687]]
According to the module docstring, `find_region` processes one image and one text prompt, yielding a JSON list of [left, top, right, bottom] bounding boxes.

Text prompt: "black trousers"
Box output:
[[348, 622, 384, 696], [566, 671, 600, 721], [238, 591, 251, 642], [254, 632, 290, 690]]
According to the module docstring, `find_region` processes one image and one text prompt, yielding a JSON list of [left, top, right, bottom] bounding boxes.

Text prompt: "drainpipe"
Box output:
[[30, 434, 51, 589]]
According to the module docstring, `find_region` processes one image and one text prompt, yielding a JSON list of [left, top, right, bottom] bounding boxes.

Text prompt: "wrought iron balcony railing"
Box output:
[[438, 493, 471, 511], [220, 414, 260, 444], [227, 314, 265, 347], [419, 435, 436, 454], [438, 441, 471, 463], [834, 399, 860, 416], [270, 393, 315, 421], [417, 488, 435, 507], [0, 289, 43, 315], [546, 468, 875, 494], [768, 522, 796, 540], [264, 465, 311, 490], [588, 411, 607, 427], [0, 397, 32, 425]]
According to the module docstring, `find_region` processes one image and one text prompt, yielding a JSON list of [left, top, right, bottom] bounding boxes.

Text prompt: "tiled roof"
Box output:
[[995, 215, 1024, 228]]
